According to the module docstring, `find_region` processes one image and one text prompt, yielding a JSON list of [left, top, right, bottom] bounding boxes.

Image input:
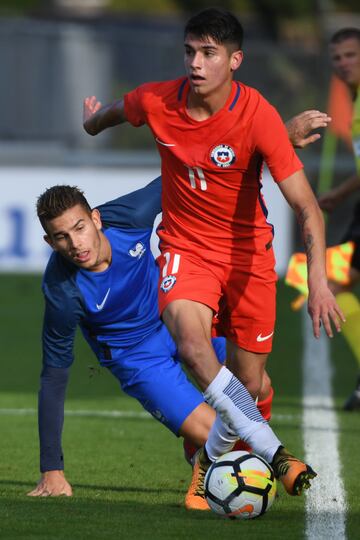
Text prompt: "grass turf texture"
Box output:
[[0, 274, 359, 539]]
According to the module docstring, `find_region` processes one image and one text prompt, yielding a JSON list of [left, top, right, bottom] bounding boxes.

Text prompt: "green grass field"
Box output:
[[0, 275, 359, 540]]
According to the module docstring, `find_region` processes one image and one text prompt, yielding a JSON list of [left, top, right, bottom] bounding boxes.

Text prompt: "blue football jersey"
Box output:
[[42, 177, 162, 368]]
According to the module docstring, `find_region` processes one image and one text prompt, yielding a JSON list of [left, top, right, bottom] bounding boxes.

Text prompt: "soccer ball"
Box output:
[[204, 450, 277, 519]]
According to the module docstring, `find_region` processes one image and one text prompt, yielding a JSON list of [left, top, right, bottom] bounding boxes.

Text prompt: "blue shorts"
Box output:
[[107, 324, 226, 435]]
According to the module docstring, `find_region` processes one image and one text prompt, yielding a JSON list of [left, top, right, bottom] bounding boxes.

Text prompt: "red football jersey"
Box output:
[[124, 78, 303, 263]]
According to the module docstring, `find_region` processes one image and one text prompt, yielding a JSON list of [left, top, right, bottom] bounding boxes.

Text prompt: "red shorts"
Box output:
[[157, 248, 277, 353]]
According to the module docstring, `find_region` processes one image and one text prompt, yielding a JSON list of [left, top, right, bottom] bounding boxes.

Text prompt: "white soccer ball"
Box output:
[[204, 450, 277, 519]]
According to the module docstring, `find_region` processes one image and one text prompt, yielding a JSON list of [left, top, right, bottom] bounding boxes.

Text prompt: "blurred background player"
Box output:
[[318, 28, 360, 410], [29, 179, 313, 510]]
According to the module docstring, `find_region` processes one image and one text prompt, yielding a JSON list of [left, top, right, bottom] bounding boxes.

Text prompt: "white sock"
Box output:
[[205, 414, 237, 462], [204, 366, 281, 464]]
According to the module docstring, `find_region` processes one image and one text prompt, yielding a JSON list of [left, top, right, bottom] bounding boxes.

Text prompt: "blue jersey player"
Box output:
[[28, 178, 315, 508], [28, 177, 219, 501]]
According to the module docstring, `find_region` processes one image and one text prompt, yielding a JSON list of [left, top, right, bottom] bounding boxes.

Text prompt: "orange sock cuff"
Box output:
[[257, 386, 274, 422]]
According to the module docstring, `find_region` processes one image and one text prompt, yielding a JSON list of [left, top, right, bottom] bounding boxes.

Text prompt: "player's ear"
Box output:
[[91, 208, 103, 230], [43, 234, 55, 249], [231, 50, 243, 71]]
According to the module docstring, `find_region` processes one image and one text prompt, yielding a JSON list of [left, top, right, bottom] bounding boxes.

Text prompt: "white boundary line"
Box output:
[[0, 408, 152, 419], [0, 408, 299, 422], [302, 310, 347, 539]]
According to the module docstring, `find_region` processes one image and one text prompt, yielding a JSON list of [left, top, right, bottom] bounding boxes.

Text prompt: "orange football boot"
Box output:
[[272, 446, 317, 496], [184, 448, 211, 511]]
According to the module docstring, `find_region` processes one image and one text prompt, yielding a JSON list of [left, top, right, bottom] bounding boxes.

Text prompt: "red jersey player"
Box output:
[[83, 8, 343, 509]]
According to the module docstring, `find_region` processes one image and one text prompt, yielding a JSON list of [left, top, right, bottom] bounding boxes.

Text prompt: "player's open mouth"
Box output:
[[74, 251, 90, 263], [190, 74, 206, 83]]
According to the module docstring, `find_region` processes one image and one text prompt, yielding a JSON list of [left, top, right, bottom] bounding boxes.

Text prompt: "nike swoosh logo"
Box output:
[[256, 332, 274, 342], [155, 137, 176, 147], [96, 288, 110, 310]]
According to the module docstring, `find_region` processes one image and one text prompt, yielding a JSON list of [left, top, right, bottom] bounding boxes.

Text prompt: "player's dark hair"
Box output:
[[184, 8, 244, 51], [330, 28, 360, 44], [37, 185, 91, 232]]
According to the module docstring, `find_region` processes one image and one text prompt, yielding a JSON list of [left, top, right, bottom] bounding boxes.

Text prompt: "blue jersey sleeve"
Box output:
[[39, 365, 69, 472], [42, 254, 85, 369], [40, 255, 84, 471], [97, 176, 162, 230]]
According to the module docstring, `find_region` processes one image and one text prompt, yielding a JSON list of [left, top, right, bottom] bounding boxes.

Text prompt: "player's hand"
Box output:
[[83, 95, 102, 125], [27, 470, 73, 497], [286, 110, 331, 149], [307, 281, 345, 339], [318, 191, 341, 213]]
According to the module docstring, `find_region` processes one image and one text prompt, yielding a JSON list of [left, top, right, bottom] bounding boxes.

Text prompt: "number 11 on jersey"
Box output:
[[185, 166, 207, 191]]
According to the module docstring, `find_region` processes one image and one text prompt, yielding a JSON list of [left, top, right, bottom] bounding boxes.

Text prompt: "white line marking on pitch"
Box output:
[[302, 310, 347, 539], [0, 408, 298, 422], [0, 408, 151, 419]]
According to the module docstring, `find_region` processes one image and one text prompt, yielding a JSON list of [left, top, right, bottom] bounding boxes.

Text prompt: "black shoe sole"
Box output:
[[292, 466, 317, 496]]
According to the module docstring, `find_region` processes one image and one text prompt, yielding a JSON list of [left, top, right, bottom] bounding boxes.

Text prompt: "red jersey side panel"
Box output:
[[124, 78, 303, 263]]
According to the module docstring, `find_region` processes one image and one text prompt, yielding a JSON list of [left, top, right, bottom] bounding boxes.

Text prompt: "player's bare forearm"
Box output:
[[279, 170, 345, 337], [27, 470, 73, 497], [83, 96, 127, 136], [296, 200, 326, 283]]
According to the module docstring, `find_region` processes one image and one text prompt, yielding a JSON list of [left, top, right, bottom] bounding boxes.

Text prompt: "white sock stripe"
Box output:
[[223, 376, 266, 424]]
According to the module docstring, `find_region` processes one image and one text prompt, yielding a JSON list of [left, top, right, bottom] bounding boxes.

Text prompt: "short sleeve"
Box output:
[[251, 98, 303, 183], [124, 85, 149, 127]]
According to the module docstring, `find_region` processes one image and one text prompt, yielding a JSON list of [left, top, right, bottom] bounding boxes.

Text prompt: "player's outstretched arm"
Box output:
[[27, 470, 72, 497], [278, 169, 345, 338], [286, 110, 331, 149], [83, 95, 127, 135]]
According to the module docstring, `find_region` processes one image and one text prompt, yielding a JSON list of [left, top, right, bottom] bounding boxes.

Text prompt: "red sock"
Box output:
[[183, 439, 198, 465], [257, 386, 274, 422], [233, 439, 252, 452]]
